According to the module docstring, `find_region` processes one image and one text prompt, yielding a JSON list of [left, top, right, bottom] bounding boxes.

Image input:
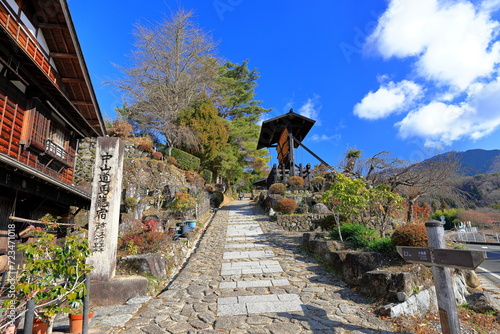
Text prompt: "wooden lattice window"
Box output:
[[20, 101, 74, 167], [20, 107, 50, 151]]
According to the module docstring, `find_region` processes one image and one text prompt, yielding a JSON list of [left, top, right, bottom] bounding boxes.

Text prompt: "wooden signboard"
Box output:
[[397, 246, 486, 270], [277, 128, 289, 165]]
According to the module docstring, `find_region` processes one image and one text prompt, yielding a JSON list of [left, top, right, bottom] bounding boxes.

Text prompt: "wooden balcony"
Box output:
[[45, 139, 75, 167], [0, 3, 60, 87]]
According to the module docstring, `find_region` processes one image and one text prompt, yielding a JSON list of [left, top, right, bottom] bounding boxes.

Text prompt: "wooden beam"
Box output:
[[71, 101, 93, 106], [61, 77, 85, 83], [38, 23, 67, 30], [50, 52, 78, 59]]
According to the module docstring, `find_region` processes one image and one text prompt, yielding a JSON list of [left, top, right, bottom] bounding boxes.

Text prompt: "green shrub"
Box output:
[[491, 203, 500, 210], [269, 183, 286, 195], [210, 191, 224, 208], [328, 223, 395, 252], [124, 197, 137, 211], [431, 208, 463, 230], [366, 237, 395, 252], [329, 223, 376, 249], [171, 148, 200, 171], [317, 215, 337, 230], [201, 169, 213, 184], [391, 223, 428, 247], [274, 198, 297, 214]]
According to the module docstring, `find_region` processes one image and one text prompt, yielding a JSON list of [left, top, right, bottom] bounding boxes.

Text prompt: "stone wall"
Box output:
[[75, 137, 210, 222], [302, 232, 482, 317], [276, 214, 329, 231]]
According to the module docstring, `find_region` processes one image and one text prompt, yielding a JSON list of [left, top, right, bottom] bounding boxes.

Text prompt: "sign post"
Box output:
[[397, 220, 487, 334], [426, 220, 461, 334], [87, 137, 124, 281]]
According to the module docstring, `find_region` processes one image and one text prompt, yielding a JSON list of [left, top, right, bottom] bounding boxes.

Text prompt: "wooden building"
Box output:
[[256, 110, 332, 189], [0, 0, 106, 251]]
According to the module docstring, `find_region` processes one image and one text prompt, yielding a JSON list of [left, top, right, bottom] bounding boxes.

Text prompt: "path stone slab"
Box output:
[[225, 242, 270, 249], [221, 260, 283, 275], [217, 294, 304, 316], [226, 224, 263, 236], [226, 236, 267, 242], [219, 279, 290, 289], [223, 250, 275, 259]]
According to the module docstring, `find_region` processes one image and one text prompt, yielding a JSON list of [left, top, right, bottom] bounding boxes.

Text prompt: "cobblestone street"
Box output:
[[89, 200, 397, 333]]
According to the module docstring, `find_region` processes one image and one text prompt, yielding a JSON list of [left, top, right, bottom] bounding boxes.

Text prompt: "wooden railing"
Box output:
[[0, 3, 60, 86], [45, 139, 74, 167]]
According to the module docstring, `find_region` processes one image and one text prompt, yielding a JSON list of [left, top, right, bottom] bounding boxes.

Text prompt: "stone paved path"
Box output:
[[108, 200, 397, 333]]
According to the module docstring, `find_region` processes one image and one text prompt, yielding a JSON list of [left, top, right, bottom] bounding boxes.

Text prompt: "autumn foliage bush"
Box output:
[[391, 223, 428, 248], [134, 136, 154, 153], [107, 117, 133, 139], [118, 219, 168, 255], [152, 151, 163, 160], [274, 198, 297, 214], [286, 176, 305, 191], [269, 183, 286, 195], [166, 156, 178, 165]]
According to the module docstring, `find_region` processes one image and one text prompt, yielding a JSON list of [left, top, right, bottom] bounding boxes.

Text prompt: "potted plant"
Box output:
[[67, 300, 94, 334], [4, 215, 92, 334]]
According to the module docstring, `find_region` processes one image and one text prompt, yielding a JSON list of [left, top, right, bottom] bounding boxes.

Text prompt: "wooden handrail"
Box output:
[[0, 4, 60, 86]]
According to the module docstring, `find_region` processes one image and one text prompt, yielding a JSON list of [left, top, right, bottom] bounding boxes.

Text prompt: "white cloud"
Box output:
[[309, 134, 341, 142], [358, 0, 500, 148], [353, 80, 421, 120], [397, 78, 500, 147], [298, 95, 321, 122], [367, 0, 500, 89]]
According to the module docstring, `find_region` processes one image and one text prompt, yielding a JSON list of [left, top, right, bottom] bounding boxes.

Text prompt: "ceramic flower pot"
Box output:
[[32, 318, 48, 334], [68, 312, 94, 334]]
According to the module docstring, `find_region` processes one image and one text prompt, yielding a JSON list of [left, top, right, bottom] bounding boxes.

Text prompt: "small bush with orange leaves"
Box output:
[[133, 136, 154, 153], [107, 117, 133, 139], [166, 156, 177, 166], [152, 151, 163, 160], [391, 223, 428, 248], [274, 198, 297, 214], [269, 183, 286, 195], [185, 171, 196, 183], [286, 176, 305, 191]]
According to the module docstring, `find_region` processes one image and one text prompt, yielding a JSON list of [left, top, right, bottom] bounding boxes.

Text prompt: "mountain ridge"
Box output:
[[427, 149, 500, 176]]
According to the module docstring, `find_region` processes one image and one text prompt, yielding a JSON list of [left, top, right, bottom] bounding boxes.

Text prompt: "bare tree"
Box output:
[[369, 153, 464, 222], [114, 9, 220, 155]]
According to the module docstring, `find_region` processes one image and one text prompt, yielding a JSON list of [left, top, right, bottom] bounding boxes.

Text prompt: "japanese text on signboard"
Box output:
[[93, 152, 112, 252]]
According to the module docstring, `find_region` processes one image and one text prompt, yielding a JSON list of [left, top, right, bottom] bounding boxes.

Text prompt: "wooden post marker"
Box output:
[[425, 219, 462, 334], [397, 220, 487, 334]]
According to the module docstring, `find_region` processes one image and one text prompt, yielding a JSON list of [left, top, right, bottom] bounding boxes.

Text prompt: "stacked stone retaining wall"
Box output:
[[276, 214, 329, 231]]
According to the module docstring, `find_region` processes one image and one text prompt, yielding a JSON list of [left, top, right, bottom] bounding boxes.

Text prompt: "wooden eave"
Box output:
[[0, 0, 106, 137], [0, 153, 91, 205], [34, 0, 106, 137], [256, 110, 316, 150]]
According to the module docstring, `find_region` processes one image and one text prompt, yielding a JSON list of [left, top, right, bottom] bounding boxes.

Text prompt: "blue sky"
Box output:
[[68, 0, 500, 168]]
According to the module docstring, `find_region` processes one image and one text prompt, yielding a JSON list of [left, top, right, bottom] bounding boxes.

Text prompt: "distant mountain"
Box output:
[[428, 149, 500, 176]]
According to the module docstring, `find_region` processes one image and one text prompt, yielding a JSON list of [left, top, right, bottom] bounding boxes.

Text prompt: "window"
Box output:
[[20, 99, 74, 167]]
